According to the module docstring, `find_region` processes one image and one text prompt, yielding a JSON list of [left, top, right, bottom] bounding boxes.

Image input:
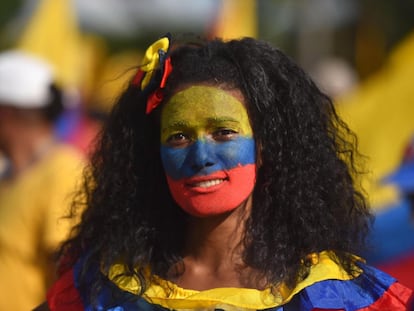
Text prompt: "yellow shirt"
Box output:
[[0, 144, 83, 310]]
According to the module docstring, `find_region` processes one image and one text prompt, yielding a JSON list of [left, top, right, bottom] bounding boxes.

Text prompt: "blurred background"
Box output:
[[0, 0, 413, 290]]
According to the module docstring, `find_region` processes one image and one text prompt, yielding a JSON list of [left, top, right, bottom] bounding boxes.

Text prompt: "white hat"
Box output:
[[0, 50, 54, 108]]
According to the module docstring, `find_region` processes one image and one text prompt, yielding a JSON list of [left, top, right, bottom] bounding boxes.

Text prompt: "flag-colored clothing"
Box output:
[[47, 251, 413, 310]]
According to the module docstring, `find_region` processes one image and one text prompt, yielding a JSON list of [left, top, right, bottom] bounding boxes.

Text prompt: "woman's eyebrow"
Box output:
[[206, 117, 240, 124], [162, 121, 191, 132], [162, 117, 240, 134]]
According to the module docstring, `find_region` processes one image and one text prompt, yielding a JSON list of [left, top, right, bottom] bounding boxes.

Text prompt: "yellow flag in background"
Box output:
[[337, 32, 414, 208], [208, 0, 257, 40], [90, 50, 142, 114], [16, 0, 82, 90]]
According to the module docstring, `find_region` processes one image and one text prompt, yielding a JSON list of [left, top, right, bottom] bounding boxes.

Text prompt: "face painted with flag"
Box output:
[[160, 85, 256, 217]]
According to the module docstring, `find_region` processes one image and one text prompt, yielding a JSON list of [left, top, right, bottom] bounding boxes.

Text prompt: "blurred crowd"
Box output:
[[0, 50, 83, 309]]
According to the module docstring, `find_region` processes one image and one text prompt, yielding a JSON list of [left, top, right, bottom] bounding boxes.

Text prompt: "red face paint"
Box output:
[[166, 164, 256, 217]]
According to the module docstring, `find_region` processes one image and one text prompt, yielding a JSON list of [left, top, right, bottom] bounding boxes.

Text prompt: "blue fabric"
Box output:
[[364, 198, 414, 264], [382, 161, 414, 193], [73, 256, 166, 311], [284, 263, 396, 310], [73, 258, 399, 311]]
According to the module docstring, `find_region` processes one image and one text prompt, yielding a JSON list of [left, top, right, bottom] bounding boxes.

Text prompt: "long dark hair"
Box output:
[[59, 36, 371, 300]]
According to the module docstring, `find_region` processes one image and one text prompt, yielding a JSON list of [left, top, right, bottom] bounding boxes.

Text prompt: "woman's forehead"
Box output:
[[164, 84, 245, 109], [161, 85, 248, 120], [160, 85, 252, 135]]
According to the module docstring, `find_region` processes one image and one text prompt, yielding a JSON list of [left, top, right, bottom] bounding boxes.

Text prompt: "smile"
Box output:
[[190, 179, 226, 188], [184, 172, 230, 192]]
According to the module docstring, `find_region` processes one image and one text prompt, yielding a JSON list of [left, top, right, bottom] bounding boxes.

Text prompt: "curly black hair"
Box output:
[[60, 36, 371, 301]]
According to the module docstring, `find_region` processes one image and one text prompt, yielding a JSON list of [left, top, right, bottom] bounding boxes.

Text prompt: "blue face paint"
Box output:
[[160, 137, 256, 180]]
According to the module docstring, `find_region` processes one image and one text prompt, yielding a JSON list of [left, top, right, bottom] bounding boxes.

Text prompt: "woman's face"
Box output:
[[160, 85, 256, 217]]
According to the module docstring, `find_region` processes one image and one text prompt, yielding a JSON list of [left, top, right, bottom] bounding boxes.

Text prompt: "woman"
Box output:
[[44, 35, 412, 310]]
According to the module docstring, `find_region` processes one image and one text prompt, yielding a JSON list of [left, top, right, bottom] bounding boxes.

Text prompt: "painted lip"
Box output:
[[184, 172, 229, 193]]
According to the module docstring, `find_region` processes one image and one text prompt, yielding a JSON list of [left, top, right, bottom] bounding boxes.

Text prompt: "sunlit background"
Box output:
[[1, 0, 413, 289]]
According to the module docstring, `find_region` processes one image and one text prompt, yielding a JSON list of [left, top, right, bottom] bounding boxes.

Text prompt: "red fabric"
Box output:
[[146, 57, 172, 114], [131, 69, 144, 86], [356, 282, 413, 311], [47, 268, 84, 311], [377, 251, 414, 290], [160, 57, 172, 88], [310, 282, 413, 310], [146, 88, 164, 114]]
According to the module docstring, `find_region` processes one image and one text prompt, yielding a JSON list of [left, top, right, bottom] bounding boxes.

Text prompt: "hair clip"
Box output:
[[132, 34, 173, 114]]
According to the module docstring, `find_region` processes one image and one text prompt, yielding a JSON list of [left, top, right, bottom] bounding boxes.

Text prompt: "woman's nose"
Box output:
[[188, 140, 215, 172]]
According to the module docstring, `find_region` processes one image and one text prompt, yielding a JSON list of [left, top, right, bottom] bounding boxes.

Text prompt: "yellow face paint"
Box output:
[[160, 85, 252, 144]]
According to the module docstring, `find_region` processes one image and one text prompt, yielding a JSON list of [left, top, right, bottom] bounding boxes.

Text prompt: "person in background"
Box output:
[[0, 50, 84, 310], [43, 35, 412, 310]]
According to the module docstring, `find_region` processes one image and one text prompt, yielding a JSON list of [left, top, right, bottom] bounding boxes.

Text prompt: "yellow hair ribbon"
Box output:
[[139, 36, 170, 90]]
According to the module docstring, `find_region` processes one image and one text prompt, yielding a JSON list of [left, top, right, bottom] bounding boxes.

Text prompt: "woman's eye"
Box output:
[[213, 129, 238, 141], [166, 133, 189, 147]]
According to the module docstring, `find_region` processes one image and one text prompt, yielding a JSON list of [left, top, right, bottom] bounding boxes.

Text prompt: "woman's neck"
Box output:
[[169, 196, 264, 290]]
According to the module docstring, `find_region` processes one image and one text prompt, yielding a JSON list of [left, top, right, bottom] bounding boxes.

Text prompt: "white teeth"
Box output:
[[193, 179, 224, 188]]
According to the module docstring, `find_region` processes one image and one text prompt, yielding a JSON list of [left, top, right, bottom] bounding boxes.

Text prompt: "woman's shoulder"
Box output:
[[282, 251, 413, 310], [45, 251, 413, 310]]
